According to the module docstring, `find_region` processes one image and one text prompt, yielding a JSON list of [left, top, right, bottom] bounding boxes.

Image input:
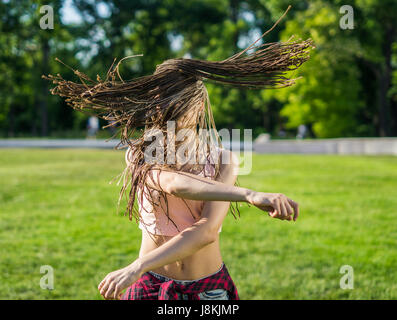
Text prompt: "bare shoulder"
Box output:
[[219, 148, 239, 167], [218, 148, 239, 182]]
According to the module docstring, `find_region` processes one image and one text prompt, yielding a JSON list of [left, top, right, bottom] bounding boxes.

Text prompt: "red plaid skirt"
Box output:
[[122, 263, 239, 300]]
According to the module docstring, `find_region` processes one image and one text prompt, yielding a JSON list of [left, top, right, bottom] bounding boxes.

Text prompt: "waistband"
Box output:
[[122, 262, 239, 300], [148, 263, 225, 284]]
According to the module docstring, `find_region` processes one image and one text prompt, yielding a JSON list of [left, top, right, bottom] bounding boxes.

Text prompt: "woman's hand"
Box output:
[[246, 191, 299, 221], [98, 259, 144, 300]]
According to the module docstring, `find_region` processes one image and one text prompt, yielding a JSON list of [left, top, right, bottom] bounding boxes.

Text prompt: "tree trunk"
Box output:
[[378, 27, 393, 137], [32, 94, 38, 136], [8, 105, 15, 137], [230, 0, 239, 51], [40, 38, 49, 137]]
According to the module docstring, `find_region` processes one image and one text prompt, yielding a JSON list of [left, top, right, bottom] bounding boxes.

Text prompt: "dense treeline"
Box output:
[[0, 0, 396, 139]]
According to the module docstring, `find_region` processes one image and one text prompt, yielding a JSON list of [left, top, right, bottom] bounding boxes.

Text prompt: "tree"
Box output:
[[268, 0, 397, 137], [353, 0, 397, 136], [0, 0, 80, 137]]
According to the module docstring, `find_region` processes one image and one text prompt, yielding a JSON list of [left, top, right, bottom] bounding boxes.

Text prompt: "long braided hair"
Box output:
[[44, 7, 314, 232]]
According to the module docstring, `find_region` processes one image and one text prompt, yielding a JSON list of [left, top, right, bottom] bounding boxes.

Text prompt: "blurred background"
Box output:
[[1, 0, 396, 140], [1, 0, 397, 300]]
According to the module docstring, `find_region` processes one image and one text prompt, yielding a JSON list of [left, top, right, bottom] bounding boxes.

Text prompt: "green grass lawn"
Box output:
[[1, 149, 396, 299]]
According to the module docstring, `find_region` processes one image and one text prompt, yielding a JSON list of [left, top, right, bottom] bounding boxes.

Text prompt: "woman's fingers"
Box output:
[[99, 272, 114, 291], [255, 193, 299, 222], [114, 281, 127, 300], [114, 285, 122, 300], [284, 199, 294, 218], [100, 277, 112, 297], [267, 194, 298, 221], [98, 278, 106, 291], [99, 280, 108, 294], [280, 201, 289, 219], [105, 282, 116, 299], [270, 211, 278, 218], [267, 207, 277, 217], [279, 201, 286, 218], [288, 198, 299, 221], [274, 198, 282, 218]]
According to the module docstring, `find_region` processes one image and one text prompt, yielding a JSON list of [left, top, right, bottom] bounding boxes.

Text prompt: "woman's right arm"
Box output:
[[125, 146, 250, 203], [148, 167, 251, 202], [140, 151, 299, 221]]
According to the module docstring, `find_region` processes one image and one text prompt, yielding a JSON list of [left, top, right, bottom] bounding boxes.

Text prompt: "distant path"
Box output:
[[0, 139, 121, 149], [1, 138, 396, 154], [253, 137, 397, 155], [0, 139, 243, 150]]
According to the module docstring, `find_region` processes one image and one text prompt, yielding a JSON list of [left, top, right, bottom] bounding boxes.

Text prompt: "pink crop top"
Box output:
[[135, 147, 223, 237]]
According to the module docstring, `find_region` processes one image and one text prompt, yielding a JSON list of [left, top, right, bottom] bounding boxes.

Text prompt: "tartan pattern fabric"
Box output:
[[121, 264, 239, 300]]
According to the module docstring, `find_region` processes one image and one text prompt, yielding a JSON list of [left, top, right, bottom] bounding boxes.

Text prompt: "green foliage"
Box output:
[[271, 1, 364, 137], [0, 0, 396, 138]]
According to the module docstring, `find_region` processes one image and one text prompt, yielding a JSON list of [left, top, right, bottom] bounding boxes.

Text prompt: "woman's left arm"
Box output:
[[98, 150, 239, 300]]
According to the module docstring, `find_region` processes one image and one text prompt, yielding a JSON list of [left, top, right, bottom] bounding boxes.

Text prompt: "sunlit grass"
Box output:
[[0, 149, 396, 299]]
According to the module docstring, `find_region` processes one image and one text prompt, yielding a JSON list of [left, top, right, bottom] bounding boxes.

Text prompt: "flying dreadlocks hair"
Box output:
[[43, 6, 314, 235]]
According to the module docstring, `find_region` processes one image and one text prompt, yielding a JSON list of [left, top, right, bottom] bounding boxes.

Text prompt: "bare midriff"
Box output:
[[139, 228, 223, 281]]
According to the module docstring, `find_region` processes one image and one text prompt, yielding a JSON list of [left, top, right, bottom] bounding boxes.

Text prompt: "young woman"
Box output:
[[45, 14, 313, 299]]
